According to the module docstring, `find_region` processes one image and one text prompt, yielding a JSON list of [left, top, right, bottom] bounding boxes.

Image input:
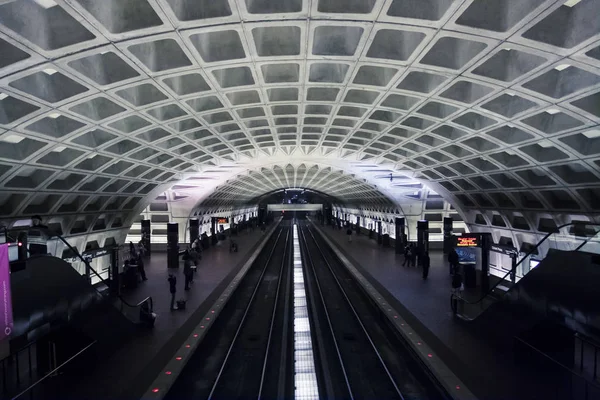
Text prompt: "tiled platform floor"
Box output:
[[66, 226, 271, 399], [315, 222, 555, 400]]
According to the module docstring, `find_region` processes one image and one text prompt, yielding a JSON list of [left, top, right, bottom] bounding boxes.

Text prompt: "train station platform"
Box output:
[[65, 227, 272, 400], [313, 222, 553, 400]]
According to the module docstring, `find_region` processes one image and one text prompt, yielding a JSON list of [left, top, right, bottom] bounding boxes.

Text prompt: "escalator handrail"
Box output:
[[37, 227, 152, 310], [452, 222, 600, 310]]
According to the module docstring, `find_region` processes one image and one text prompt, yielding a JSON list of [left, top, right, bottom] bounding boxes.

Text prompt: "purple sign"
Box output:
[[0, 244, 13, 340]]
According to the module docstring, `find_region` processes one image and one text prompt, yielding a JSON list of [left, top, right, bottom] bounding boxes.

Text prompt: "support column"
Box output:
[[211, 218, 217, 245], [395, 217, 405, 254], [356, 216, 360, 234], [443, 217, 453, 254], [480, 233, 492, 293], [167, 222, 179, 269], [110, 246, 120, 296], [377, 220, 382, 245], [189, 218, 199, 245], [141, 219, 151, 255], [417, 220, 429, 267]]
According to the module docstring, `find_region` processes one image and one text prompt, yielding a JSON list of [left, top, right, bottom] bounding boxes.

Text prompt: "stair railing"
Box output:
[[451, 222, 600, 321], [36, 227, 153, 325]]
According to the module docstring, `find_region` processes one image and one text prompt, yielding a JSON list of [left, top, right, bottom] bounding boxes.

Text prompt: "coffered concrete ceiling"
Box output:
[[0, 0, 599, 231]]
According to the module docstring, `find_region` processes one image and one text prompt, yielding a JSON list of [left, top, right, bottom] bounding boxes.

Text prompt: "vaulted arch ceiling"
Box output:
[[199, 163, 396, 207], [0, 0, 599, 236]]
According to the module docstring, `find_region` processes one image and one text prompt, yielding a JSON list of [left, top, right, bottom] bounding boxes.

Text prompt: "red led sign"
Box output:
[[457, 236, 479, 247]]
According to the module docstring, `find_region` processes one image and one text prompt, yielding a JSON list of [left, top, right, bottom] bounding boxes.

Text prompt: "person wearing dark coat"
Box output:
[[168, 274, 177, 310], [422, 251, 431, 280], [184, 257, 193, 291], [448, 249, 459, 276], [137, 254, 147, 281]]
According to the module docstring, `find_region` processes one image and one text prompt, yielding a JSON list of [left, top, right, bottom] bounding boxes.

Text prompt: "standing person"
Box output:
[[137, 253, 147, 281], [422, 251, 431, 280], [168, 274, 177, 310], [411, 245, 417, 267], [448, 248, 459, 276], [346, 227, 353, 242], [184, 255, 193, 291], [129, 241, 137, 259], [403, 244, 412, 267]]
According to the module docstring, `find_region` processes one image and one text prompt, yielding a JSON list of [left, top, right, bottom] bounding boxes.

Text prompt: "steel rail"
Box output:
[[298, 225, 355, 400], [206, 227, 288, 400], [302, 223, 406, 400]]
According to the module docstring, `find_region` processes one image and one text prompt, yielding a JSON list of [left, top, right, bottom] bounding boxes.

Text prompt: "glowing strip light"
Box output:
[[293, 224, 319, 400]]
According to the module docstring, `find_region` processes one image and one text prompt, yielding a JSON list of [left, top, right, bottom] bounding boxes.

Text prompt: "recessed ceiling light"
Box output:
[[554, 64, 571, 71], [564, 0, 581, 7], [48, 112, 61, 119], [504, 48, 511, 51], [43, 68, 58, 75], [538, 140, 554, 148], [2, 134, 24, 144], [0, 93, 7, 100], [505, 150, 516, 155], [507, 124, 515, 128], [52, 146, 66, 153], [100, 50, 110, 55], [88, 154, 97, 159], [33, 0, 58, 9], [583, 130, 600, 139], [546, 108, 561, 115], [506, 92, 515, 96]]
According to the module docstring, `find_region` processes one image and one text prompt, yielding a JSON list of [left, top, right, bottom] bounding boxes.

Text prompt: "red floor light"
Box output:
[[165, 371, 172, 375], [200, 325, 205, 329], [185, 344, 191, 348], [176, 356, 182, 361], [456, 385, 461, 390], [417, 342, 422, 345], [206, 317, 210, 320], [152, 388, 159, 393], [393, 315, 398, 318], [193, 334, 199, 337], [211, 310, 215, 313], [427, 354, 433, 358]]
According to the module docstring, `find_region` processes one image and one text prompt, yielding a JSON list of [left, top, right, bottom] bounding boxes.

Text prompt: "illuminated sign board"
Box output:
[[457, 235, 479, 247], [217, 218, 229, 224]]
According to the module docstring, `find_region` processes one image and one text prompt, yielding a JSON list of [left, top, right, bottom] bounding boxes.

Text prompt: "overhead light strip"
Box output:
[[293, 224, 319, 400]]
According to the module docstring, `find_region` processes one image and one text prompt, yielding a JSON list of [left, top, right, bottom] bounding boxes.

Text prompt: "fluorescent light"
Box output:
[[43, 68, 58, 75], [51, 146, 66, 152], [564, 0, 581, 7], [100, 51, 110, 55], [48, 112, 61, 119], [538, 140, 554, 148], [2, 135, 24, 144], [546, 108, 561, 115], [87, 154, 97, 159], [0, 93, 8, 100], [33, 0, 58, 9], [583, 130, 600, 139], [555, 64, 571, 71], [506, 91, 516, 96]]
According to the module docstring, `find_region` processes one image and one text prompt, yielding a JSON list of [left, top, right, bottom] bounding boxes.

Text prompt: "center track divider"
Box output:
[[141, 220, 282, 399], [308, 219, 477, 400]]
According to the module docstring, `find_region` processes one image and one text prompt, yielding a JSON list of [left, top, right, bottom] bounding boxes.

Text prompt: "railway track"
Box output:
[[164, 222, 294, 400], [299, 222, 449, 400]]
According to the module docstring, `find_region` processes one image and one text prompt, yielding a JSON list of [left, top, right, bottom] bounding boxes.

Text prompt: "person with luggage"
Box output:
[[183, 252, 193, 291], [168, 274, 177, 310]]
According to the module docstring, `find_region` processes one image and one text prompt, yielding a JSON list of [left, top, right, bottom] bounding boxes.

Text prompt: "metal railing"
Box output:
[[515, 336, 600, 400], [5, 226, 153, 325], [451, 222, 600, 321], [9, 340, 97, 400]]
